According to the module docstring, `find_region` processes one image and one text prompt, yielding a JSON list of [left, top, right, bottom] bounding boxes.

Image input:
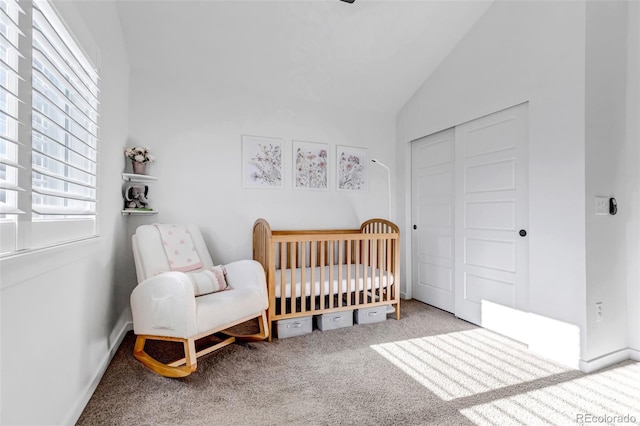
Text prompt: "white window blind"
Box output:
[[0, 0, 24, 218], [0, 0, 99, 255], [31, 0, 98, 218]]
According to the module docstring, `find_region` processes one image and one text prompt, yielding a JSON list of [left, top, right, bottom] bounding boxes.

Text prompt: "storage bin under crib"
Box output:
[[316, 310, 353, 331], [277, 316, 313, 339]]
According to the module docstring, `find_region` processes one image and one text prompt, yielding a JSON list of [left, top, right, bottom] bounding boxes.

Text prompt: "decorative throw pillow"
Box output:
[[186, 265, 230, 296]]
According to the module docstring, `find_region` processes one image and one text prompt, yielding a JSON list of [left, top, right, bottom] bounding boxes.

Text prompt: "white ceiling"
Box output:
[[116, 0, 493, 114]]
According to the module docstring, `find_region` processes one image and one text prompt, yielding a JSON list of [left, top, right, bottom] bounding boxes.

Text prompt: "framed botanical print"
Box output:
[[293, 140, 329, 190], [336, 145, 367, 191], [242, 135, 284, 189]]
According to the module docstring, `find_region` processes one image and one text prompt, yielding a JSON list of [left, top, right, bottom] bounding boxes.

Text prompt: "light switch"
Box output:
[[595, 196, 609, 215]]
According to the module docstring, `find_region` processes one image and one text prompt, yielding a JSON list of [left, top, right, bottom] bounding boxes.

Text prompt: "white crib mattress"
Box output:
[[273, 264, 394, 299]]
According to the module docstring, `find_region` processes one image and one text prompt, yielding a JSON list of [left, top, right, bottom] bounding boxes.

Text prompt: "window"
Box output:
[[0, 0, 99, 255]]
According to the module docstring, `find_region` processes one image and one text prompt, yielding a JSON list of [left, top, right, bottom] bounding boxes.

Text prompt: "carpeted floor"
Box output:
[[77, 300, 640, 425]]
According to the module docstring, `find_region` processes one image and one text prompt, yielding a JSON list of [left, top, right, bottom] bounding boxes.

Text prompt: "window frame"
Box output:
[[0, 0, 100, 257]]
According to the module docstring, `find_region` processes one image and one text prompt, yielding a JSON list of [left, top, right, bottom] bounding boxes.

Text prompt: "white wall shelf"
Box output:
[[122, 173, 158, 183], [121, 209, 158, 216]]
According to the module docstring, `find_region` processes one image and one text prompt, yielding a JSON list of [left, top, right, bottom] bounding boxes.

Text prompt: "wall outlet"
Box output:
[[595, 197, 609, 215], [595, 302, 603, 322]]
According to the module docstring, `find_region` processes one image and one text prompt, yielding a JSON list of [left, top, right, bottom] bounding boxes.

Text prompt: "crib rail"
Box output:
[[253, 218, 400, 340]]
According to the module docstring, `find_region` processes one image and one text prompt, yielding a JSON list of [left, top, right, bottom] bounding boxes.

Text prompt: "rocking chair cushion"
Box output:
[[194, 285, 267, 334], [187, 265, 229, 296]]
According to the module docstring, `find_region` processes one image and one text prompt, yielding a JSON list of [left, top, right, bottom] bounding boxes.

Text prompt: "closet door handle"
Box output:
[[413, 224, 417, 230], [519, 229, 527, 237]]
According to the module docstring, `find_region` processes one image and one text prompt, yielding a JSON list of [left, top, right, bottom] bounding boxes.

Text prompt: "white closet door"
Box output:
[[411, 128, 455, 312], [454, 103, 529, 329]]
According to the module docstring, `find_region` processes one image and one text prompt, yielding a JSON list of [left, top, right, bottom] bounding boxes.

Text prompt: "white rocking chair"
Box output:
[[130, 224, 269, 377]]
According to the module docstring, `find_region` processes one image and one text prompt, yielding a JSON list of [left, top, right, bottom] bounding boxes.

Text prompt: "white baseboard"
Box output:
[[579, 349, 631, 373], [63, 313, 134, 425], [630, 348, 640, 361]]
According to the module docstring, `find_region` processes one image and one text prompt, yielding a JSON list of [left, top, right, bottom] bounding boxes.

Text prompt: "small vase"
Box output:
[[132, 161, 146, 175]]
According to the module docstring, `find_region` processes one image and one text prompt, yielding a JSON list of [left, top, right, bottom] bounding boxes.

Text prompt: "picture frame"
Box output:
[[293, 140, 329, 190], [242, 135, 284, 189], [336, 145, 368, 191]]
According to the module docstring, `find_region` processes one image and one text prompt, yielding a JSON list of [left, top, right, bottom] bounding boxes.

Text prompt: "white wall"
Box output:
[[584, 1, 630, 366], [396, 1, 589, 367], [126, 72, 396, 265], [0, 1, 131, 424], [627, 0, 640, 359]]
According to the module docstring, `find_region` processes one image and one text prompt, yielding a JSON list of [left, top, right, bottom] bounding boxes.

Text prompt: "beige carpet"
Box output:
[[78, 300, 640, 425]]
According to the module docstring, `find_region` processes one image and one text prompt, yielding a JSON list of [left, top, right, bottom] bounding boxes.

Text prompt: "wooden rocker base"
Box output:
[[133, 311, 270, 378], [133, 334, 236, 378], [221, 311, 269, 342]]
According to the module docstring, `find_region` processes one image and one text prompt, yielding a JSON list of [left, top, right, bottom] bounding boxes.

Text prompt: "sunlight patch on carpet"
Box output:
[[460, 362, 640, 425], [370, 328, 571, 401]]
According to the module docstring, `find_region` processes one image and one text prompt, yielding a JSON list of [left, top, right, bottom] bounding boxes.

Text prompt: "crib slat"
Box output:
[[300, 241, 306, 314], [377, 238, 381, 301], [355, 239, 361, 307], [328, 240, 334, 309], [378, 238, 383, 302], [371, 238, 376, 302], [380, 238, 384, 302], [338, 240, 344, 308], [319, 241, 326, 310], [377, 238, 382, 302], [363, 239, 369, 304], [371, 238, 378, 302], [385, 240, 395, 300], [346, 239, 352, 307], [280, 242, 287, 316], [310, 241, 316, 314], [290, 241, 297, 313]]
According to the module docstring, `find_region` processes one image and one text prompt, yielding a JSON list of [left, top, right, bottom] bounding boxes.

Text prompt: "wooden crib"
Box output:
[[253, 218, 400, 340]]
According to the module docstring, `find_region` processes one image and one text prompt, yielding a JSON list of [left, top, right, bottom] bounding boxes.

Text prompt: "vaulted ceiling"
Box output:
[[116, 0, 493, 113]]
